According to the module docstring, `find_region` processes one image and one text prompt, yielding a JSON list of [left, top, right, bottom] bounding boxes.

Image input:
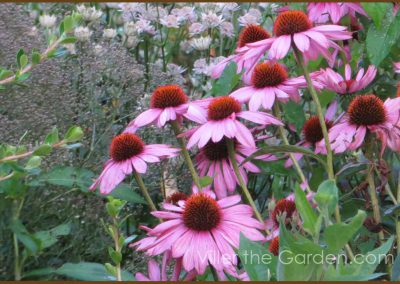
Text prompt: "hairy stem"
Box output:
[[293, 46, 341, 224], [273, 104, 312, 194], [226, 139, 267, 233], [133, 172, 158, 213], [170, 120, 202, 191]]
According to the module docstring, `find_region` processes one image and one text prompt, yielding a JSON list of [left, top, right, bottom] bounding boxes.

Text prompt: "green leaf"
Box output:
[[392, 254, 400, 281], [19, 54, 28, 69], [361, 3, 390, 28], [60, 36, 77, 44], [238, 233, 276, 280], [10, 219, 41, 255], [324, 236, 394, 281], [0, 69, 14, 80], [199, 176, 212, 188], [16, 72, 30, 82], [33, 144, 53, 156], [294, 184, 317, 236], [25, 156, 42, 170], [243, 145, 327, 170], [63, 15, 74, 33], [44, 127, 60, 145], [324, 210, 367, 254], [314, 180, 338, 215], [211, 62, 241, 97], [277, 225, 324, 281], [366, 9, 400, 66], [33, 223, 71, 250], [64, 126, 84, 142], [31, 51, 41, 65], [55, 262, 135, 281], [282, 101, 305, 133], [111, 183, 146, 204], [16, 49, 25, 68]]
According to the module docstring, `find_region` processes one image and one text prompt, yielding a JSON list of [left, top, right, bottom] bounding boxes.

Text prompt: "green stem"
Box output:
[[112, 217, 122, 281], [367, 166, 384, 241], [170, 120, 202, 191], [293, 46, 341, 224], [133, 172, 158, 213], [273, 104, 312, 194], [293, 46, 334, 180], [226, 139, 266, 232], [13, 198, 24, 280], [365, 138, 384, 242]]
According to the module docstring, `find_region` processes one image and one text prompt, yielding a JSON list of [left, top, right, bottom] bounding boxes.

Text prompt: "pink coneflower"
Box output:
[[89, 133, 179, 194], [265, 197, 297, 240], [315, 64, 376, 95], [133, 193, 265, 274], [196, 137, 271, 199], [243, 10, 352, 62], [320, 94, 400, 154], [229, 61, 309, 110], [285, 102, 336, 167], [184, 96, 282, 149], [124, 85, 210, 133], [307, 3, 368, 24], [211, 25, 271, 84]]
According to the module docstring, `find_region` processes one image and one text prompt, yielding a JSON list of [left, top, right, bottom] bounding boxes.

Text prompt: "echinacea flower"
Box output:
[[196, 137, 273, 199], [133, 193, 265, 274], [243, 10, 352, 62], [315, 64, 376, 95], [319, 94, 400, 154], [265, 197, 297, 240], [285, 101, 337, 167], [211, 25, 271, 84], [89, 133, 179, 194], [307, 3, 368, 24], [184, 96, 282, 149], [124, 85, 210, 133], [229, 61, 310, 110]]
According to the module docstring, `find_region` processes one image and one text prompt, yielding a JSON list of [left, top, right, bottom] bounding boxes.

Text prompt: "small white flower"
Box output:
[[119, 3, 145, 22], [124, 21, 136, 36], [39, 14, 57, 28], [189, 22, 205, 36], [135, 18, 156, 35], [103, 28, 117, 39], [190, 36, 212, 51], [28, 27, 38, 37], [140, 5, 166, 22], [93, 44, 103, 55], [248, 8, 262, 19], [166, 63, 186, 76], [201, 12, 224, 28], [77, 5, 102, 22], [126, 35, 141, 48], [193, 58, 209, 75], [74, 26, 92, 42], [172, 6, 197, 22], [219, 22, 234, 37], [238, 13, 260, 26], [160, 15, 180, 28]]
